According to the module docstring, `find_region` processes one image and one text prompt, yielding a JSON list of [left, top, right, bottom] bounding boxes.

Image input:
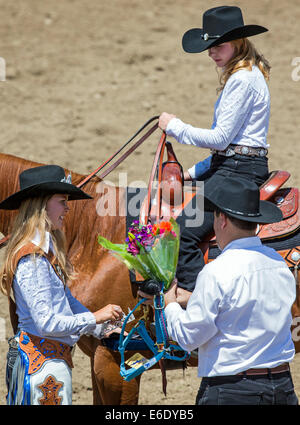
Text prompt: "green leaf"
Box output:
[[97, 218, 180, 292]]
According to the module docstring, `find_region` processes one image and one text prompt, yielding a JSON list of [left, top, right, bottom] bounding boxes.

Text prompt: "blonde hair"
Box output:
[[0, 196, 75, 297], [217, 38, 271, 93]]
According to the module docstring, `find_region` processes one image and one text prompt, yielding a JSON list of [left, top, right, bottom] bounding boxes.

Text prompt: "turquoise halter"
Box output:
[[118, 284, 190, 381]]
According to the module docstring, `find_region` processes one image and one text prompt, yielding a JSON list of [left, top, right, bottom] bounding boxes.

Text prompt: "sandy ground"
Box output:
[[0, 0, 300, 405]]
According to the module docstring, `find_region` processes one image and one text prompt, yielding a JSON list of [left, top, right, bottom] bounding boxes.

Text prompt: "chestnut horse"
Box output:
[[0, 152, 150, 404], [0, 151, 299, 405]]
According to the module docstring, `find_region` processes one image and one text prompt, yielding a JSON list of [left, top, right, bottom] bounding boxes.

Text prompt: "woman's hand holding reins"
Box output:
[[158, 112, 176, 131]]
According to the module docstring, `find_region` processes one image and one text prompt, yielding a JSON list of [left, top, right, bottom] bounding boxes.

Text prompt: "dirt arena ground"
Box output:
[[0, 0, 299, 405]]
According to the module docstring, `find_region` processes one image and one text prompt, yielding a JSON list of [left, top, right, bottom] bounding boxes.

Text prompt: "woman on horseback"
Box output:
[[159, 6, 271, 292], [0, 165, 124, 405]]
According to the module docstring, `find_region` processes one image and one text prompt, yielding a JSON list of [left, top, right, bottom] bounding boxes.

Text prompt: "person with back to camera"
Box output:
[[0, 165, 124, 405], [139, 176, 298, 405], [158, 6, 273, 297]]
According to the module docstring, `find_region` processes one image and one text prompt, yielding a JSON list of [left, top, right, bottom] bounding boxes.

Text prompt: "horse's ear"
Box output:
[[160, 142, 184, 206]]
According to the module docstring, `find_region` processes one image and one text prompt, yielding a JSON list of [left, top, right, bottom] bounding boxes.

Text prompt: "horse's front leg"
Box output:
[[93, 345, 141, 405]]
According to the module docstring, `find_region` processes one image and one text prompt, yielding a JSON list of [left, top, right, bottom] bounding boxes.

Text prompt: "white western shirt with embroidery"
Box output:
[[13, 230, 103, 346], [165, 65, 270, 180]]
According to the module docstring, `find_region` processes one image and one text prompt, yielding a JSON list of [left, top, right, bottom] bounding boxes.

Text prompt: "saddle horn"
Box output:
[[160, 142, 184, 207]]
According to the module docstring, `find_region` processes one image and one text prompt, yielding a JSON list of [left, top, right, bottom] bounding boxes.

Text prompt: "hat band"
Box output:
[[222, 206, 260, 217], [202, 33, 221, 41]]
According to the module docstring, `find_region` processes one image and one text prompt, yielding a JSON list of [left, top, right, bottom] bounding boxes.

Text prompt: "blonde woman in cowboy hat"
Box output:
[[139, 177, 298, 405], [158, 6, 272, 295], [0, 165, 124, 405]]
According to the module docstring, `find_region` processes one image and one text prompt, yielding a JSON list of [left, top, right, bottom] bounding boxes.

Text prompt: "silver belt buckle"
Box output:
[[211, 148, 235, 157], [225, 147, 235, 157], [259, 149, 266, 157], [241, 146, 250, 155]]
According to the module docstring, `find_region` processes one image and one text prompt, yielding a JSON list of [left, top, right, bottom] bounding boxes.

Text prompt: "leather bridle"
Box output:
[[0, 116, 166, 248]]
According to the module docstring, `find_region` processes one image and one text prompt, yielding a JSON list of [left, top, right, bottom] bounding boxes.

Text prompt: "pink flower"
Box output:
[[127, 240, 140, 256]]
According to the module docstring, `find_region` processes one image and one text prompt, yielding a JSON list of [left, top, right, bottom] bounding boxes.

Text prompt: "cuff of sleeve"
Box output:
[[187, 165, 196, 179], [165, 302, 183, 317], [164, 302, 184, 343], [88, 323, 104, 339], [165, 117, 184, 137]]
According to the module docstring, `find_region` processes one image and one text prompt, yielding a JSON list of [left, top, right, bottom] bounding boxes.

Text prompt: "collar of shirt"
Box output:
[[222, 236, 262, 253], [31, 229, 55, 255]]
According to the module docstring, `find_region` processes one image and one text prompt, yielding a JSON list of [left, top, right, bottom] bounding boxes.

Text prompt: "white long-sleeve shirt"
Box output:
[[13, 231, 103, 346], [166, 65, 270, 154], [164, 237, 295, 377]]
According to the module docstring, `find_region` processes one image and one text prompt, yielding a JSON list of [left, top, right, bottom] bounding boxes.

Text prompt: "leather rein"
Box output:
[[0, 116, 165, 249]]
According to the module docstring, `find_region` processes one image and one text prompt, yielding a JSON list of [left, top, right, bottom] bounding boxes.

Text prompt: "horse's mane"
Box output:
[[68, 172, 126, 263], [0, 153, 41, 199]]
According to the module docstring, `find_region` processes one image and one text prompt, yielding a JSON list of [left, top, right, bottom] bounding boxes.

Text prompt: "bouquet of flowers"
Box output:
[[98, 218, 180, 293]]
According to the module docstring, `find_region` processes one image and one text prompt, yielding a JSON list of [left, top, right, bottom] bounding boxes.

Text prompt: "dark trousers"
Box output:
[[176, 154, 269, 291], [196, 372, 298, 405]]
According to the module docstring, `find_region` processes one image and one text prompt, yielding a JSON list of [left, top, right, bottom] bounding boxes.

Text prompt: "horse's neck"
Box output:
[[64, 178, 127, 264], [0, 153, 87, 237], [0, 154, 41, 236], [0, 152, 127, 267], [0, 153, 40, 195]]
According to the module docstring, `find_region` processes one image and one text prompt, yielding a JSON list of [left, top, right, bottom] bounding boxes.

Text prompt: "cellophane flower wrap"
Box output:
[[98, 218, 180, 291]]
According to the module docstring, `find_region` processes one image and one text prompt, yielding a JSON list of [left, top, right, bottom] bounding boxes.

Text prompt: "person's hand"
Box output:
[[164, 278, 177, 306], [93, 304, 123, 324], [159, 112, 176, 131], [183, 170, 192, 181], [138, 278, 182, 307], [175, 287, 192, 309], [103, 327, 128, 338]]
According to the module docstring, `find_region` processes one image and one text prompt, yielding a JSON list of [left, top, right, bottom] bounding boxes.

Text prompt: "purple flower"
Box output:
[[140, 234, 155, 252], [126, 221, 155, 255], [127, 240, 140, 256]]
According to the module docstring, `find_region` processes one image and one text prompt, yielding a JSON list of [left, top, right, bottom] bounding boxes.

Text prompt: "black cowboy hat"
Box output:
[[204, 175, 282, 224], [0, 165, 92, 210], [182, 6, 268, 54]]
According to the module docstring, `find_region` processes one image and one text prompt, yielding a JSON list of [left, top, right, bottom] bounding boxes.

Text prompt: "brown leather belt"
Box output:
[[211, 144, 268, 158], [237, 363, 290, 376]]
